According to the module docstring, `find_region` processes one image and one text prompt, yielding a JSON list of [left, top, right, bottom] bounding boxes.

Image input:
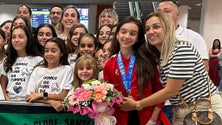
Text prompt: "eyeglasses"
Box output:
[[50, 12, 61, 15]]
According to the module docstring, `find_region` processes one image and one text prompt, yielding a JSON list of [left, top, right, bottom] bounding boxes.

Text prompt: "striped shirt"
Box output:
[[160, 41, 217, 105]]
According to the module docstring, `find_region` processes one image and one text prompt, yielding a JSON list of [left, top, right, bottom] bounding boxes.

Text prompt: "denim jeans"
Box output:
[[163, 105, 173, 124], [219, 67, 222, 91]]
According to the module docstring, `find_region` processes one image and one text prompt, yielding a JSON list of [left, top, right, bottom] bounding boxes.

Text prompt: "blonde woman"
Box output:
[[98, 8, 118, 27], [121, 11, 222, 125]]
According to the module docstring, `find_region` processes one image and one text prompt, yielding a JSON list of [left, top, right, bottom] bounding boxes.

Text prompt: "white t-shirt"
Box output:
[[0, 62, 4, 100], [1, 56, 43, 100], [176, 25, 208, 60], [99, 70, 103, 80], [27, 65, 73, 94], [68, 53, 77, 69]]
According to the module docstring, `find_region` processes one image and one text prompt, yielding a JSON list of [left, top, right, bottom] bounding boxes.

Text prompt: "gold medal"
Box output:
[[126, 90, 132, 97]]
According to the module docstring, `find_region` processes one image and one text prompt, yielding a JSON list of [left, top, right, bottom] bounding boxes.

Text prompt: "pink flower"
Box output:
[[73, 87, 85, 96], [94, 83, 108, 93], [68, 94, 79, 106], [64, 79, 123, 120], [110, 96, 123, 106], [78, 90, 92, 102]]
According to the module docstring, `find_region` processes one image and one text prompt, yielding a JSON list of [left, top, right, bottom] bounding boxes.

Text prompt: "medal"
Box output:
[[126, 90, 132, 97]]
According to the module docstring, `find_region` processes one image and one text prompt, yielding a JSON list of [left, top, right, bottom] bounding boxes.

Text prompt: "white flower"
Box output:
[[82, 84, 91, 90], [107, 83, 114, 91], [91, 80, 101, 86]]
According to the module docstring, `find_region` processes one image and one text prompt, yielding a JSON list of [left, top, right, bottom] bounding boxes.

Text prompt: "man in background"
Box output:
[[49, 5, 63, 27]]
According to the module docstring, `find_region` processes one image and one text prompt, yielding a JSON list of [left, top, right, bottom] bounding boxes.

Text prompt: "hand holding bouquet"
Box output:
[[64, 79, 122, 125]]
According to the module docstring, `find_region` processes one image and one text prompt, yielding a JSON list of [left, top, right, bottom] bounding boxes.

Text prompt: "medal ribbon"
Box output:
[[117, 52, 136, 93]]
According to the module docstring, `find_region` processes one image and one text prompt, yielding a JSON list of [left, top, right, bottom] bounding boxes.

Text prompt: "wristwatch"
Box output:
[[43, 92, 48, 100], [136, 101, 143, 110]]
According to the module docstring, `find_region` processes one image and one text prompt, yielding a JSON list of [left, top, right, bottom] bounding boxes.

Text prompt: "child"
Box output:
[[103, 16, 165, 125], [67, 24, 88, 68], [96, 24, 112, 48], [34, 23, 57, 54], [26, 37, 73, 111], [0, 20, 12, 45], [11, 15, 32, 32], [75, 33, 99, 59], [52, 55, 98, 112], [73, 55, 99, 89], [1, 25, 42, 101]]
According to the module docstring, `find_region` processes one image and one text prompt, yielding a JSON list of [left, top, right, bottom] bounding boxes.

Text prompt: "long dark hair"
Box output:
[[212, 39, 221, 49], [4, 25, 41, 72], [111, 16, 157, 96], [34, 23, 57, 54], [42, 37, 69, 68], [67, 23, 88, 54], [96, 24, 112, 48], [75, 33, 99, 60], [11, 15, 32, 33]]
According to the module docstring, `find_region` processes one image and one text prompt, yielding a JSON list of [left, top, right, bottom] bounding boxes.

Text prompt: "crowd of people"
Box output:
[[0, 0, 222, 125]]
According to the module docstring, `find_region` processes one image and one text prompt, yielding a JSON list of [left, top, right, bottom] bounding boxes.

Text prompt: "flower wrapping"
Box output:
[[64, 79, 122, 125]]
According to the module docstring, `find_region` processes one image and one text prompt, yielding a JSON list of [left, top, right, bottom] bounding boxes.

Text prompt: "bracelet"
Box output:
[[148, 120, 157, 125], [135, 101, 143, 110]]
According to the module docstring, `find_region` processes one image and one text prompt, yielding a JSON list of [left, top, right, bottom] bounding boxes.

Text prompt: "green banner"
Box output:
[[0, 113, 94, 125], [0, 101, 94, 125]]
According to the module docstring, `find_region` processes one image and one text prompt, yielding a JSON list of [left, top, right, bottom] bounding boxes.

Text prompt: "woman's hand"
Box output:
[[120, 96, 137, 111]]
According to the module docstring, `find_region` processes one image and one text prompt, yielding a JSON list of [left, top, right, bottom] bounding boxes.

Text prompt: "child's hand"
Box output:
[[25, 92, 42, 102], [48, 100, 64, 112]]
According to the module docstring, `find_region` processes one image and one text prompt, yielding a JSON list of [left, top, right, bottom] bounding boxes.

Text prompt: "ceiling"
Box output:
[[0, 0, 202, 20], [176, 0, 202, 20]]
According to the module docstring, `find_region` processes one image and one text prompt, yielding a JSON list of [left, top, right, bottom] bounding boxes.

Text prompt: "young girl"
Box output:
[[95, 48, 105, 80], [96, 24, 112, 48], [26, 37, 73, 111], [75, 33, 99, 60], [1, 25, 42, 101], [0, 29, 6, 100], [67, 23, 88, 68], [73, 55, 99, 89], [0, 20, 12, 45], [103, 16, 165, 125], [103, 39, 112, 61], [34, 23, 57, 54], [11, 15, 32, 32]]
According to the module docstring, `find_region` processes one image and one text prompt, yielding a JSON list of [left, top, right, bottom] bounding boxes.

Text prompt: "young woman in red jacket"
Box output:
[[103, 16, 168, 125]]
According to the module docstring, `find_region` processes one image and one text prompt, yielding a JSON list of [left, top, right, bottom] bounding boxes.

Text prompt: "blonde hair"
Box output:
[[73, 55, 99, 88], [98, 8, 118, 27], [146, 11, 177, 66]]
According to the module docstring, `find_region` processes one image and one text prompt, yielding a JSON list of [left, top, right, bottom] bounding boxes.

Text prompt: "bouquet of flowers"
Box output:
[[64, 79, 122, 125]]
